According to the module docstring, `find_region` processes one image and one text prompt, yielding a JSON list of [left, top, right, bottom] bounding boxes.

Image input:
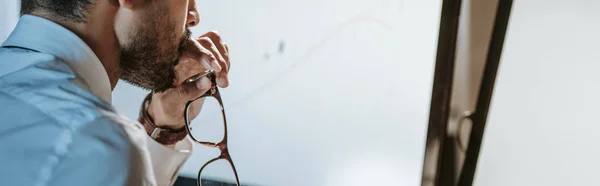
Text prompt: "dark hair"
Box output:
[[21, 0, 93, 23]]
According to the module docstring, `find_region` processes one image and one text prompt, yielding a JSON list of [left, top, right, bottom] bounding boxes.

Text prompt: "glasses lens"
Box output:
[[198, 159, 239, 186], [188, 96, 225, 143]]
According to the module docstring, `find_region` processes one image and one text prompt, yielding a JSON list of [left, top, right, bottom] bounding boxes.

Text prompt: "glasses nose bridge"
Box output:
[[220, 150, 231, 160], [217, 141, 229, 153]]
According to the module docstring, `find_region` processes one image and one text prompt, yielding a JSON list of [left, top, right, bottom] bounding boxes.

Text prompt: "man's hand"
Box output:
[[147, 31, 231, 129]]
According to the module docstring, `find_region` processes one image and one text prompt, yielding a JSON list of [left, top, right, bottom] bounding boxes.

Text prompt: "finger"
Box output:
[[222, 43, 231, 87], [215, 42, 230, 88], [177, 76, 212, 101], [196, 37, 224, 73], [202, 31, 230, 88], [174, 53, 213, 85], [202, 31, 229, 70], [174, 39, 216, 85], [197, 37, 229, 87], [223, 42, 231, 72], [150, 75, 211, 124]]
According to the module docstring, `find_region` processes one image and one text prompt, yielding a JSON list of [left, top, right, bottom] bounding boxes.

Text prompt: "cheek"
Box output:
[[169, 0, 190, 32], [114, 9, 137, 46]]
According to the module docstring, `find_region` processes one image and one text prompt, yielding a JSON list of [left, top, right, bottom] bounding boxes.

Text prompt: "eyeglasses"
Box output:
[[184, 70, 240, 186]]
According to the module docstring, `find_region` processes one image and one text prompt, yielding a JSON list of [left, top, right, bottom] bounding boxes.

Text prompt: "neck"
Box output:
[[30, 3, 121, 90]]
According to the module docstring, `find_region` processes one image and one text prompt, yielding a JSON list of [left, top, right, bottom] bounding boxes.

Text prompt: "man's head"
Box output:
[[21, 0, 200, 92]]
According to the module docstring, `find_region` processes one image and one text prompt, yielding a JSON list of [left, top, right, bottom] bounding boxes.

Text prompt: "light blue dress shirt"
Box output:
[[0, 15, 192, 186]]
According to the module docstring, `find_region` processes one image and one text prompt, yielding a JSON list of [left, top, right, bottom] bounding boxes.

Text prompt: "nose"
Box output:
[[187, 9, 200, 27]]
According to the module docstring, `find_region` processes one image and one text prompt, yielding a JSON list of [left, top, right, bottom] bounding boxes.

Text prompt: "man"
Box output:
[[0, 0, 231, 185]]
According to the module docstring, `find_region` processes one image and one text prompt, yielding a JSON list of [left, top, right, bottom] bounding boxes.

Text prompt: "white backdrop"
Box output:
[[0, 1, 20, 42], [473, 0, 600, 186], [113, 0, 442, 185]]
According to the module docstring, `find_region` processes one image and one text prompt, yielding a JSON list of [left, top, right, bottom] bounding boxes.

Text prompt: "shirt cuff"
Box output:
[[146, 135, 193, 186]]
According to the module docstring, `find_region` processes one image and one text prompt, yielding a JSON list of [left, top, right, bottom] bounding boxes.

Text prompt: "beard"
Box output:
[[119, 10, 192, 92]]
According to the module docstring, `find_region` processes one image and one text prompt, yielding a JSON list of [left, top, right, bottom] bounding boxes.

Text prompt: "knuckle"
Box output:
[[207, 30, 221, 38], [222, 53, 230, 61], [206, 31, 223, 44], [203, 49, 215, 57], [219, 58, 227, 66], [197, 37, 213, 45], [198, 46, 212, 54], [203, 52, 216, 60], [222, 43, 230, 56]]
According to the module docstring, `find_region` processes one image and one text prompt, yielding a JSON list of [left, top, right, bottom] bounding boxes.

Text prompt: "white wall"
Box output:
[[114, 0, 442, 185], [474, 1, 600, 185], [0, 1, 20, 42]]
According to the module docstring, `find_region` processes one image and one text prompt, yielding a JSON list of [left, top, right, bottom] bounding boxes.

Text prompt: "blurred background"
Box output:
[[1, 0, 600, 186]]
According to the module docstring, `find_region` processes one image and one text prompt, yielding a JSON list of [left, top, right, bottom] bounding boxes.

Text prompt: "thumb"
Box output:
[[178, 76, 212, 101]]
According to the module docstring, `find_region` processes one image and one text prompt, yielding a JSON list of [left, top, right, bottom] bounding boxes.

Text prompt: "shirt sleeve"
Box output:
[[146, 135, 193, 186]]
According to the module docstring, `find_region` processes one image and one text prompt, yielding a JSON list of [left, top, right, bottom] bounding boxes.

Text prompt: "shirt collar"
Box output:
[[2, 15, 112, 103]]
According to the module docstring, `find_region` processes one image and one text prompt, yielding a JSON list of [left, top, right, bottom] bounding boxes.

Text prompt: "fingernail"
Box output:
[[211, 59, 222, 72], [218, 76, 229, 87], [196, 77, 211, 90]]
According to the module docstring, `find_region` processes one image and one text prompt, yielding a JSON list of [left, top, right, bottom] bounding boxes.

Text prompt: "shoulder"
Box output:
[[0, 100, 146, 186], [0, 47, 156, 185], [0, 45, 147, 154], [0, 97, 153, 185], [45, 115, 150, 186], [0, 46, 111, 126], [0, 46, 73, 82], [52, 113, 155, 186]]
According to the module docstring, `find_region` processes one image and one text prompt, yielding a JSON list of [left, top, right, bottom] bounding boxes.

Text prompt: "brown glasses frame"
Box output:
[[184, 70, 240, 186]]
